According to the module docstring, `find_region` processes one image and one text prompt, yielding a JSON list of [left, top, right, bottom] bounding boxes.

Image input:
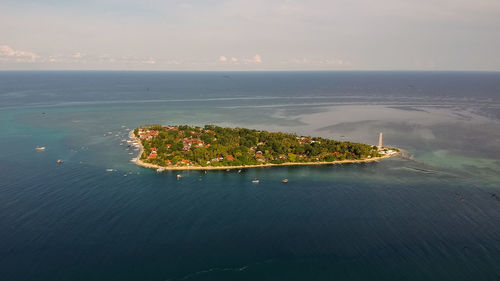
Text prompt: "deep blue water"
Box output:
[[1, 71, 500, 281]]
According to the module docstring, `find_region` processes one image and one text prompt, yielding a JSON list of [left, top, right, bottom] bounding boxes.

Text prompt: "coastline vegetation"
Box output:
[[134, 125, 391, 168]]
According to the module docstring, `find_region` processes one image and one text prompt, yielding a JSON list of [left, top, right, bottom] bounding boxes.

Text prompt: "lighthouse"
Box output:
[[377, 132, 383, 150]]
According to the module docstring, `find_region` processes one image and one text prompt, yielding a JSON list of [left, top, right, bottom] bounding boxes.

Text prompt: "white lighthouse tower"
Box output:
[[377, 132, 383, 150]]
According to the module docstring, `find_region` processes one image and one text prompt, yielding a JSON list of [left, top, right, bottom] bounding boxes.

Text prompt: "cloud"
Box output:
[[242, 54, 263, 64], [72, 52, 84, 59], [289, 57, 351, 67], [217, 54, 261, 65], [142, 58, 156, 64], [0, 45, 37, 62], [42, 53, 158, 65]]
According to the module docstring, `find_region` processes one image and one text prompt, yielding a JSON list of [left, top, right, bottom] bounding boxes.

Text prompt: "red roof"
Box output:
[[148, 151, 157, 159], [226, 155, 235, 161]]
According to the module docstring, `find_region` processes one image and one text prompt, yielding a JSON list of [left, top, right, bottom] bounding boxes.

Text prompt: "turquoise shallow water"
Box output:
[[1, 71, 500, 281]]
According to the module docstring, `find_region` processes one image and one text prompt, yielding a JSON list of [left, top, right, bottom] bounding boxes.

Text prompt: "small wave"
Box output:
[[166, 265, 248, 281], [2, 95, 498, 111], [398, 166, 440, 174]]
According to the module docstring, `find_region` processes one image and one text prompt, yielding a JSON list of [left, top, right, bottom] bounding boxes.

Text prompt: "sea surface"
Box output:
[[1, 71, 500, 281]]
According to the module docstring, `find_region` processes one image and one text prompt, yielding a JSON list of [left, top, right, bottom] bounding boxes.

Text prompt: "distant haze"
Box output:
[[1, 0, 499, 71]]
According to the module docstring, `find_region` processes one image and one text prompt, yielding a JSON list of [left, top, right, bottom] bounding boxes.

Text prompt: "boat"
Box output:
[[156, 168, 165, 173], [282, 179, 289, 183], [56, 159, 64, 163], [106, 169, 114, 172], [35, 146, 46, 151], [177, 174, 182, 179], [252, 179, 259, 184]]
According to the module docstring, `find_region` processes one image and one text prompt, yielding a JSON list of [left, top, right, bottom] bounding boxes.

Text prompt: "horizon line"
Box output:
[[0, 69, 499, 73]]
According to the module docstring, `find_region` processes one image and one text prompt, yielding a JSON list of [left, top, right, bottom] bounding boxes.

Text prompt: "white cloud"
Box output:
[[0, 45, 37, 62], [289, 57, 351, 67], [72, 52, 84, 59], [142, 58, 156, 64], [253, 54, 262, 63], [242, 54, 263, 64], [219, 55, 227, 62], [231, 57, 238, 62]]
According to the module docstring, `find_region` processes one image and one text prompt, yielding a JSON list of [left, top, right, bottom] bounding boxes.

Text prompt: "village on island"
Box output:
[[126, 125, 399, 171]]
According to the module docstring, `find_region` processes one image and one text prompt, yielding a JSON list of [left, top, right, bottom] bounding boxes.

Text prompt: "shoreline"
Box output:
[[129, 130, 400, 171]]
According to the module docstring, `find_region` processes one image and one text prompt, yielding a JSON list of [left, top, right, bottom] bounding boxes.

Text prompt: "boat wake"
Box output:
[[165, 265, 249, 281]]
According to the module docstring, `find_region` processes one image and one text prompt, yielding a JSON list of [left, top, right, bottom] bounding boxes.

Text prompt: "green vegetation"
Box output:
[[136, 125, 381, 167]]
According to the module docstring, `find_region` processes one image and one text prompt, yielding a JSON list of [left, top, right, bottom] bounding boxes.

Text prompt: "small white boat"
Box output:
[[252, 179, 259, 184], [35, 146, 46, 151], [177, 174, 182, 179], [106, 169, 114, 172], [282, 179, 289, 183], [156, 168, 165, 173], [56, 159, 64, 163]]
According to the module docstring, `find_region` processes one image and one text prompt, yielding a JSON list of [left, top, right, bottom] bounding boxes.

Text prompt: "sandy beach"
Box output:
[[129, 130, 399, 171]]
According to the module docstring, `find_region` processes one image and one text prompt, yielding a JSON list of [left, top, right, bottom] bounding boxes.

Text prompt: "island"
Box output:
[[129, 125, 399, 171]]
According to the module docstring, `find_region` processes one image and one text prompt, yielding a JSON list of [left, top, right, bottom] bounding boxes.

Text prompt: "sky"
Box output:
[[1, 0, 500, 71]]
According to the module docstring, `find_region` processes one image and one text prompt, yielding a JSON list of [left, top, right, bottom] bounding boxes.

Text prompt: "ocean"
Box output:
[[1, 71, 500, 281]]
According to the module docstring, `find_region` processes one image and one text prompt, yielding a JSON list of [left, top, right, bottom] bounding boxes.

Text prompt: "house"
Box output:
[[225, 155, 235, 161], [138, 129, 160, 140], [254, 151, 265, 162], [148, 147, 158, 159], [297, 137, 313, 144], [182, 136, 205, 151]]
